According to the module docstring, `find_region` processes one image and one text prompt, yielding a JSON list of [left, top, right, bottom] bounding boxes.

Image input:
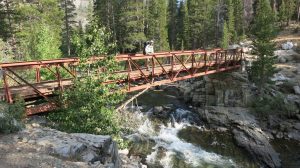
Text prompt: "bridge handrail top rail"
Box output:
[[0, 48, 242, 69]]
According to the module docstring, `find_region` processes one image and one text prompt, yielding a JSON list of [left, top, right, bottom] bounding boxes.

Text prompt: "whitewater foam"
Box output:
[[142, 108, 236, 167]]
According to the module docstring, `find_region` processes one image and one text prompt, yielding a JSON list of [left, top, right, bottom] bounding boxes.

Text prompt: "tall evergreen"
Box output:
[[278, 0, 288, 26], [117, 0, 146, 53], [61, 0, 77, 56], [285, 0, 296, 26], [187, 0, 216, 49], [16, 0, 63, 60], [227, 0, 235, 43], [175, 1, 186, 50], [233, 0, 244, 40], [94, 0, 118, 44], [250, 0, 277, 91], [0, 0, 15, 40], [183, 1, 190, 49], [221, 21, 229, 49], [146, 0, 169, 51], [167, 0, 178, 50]]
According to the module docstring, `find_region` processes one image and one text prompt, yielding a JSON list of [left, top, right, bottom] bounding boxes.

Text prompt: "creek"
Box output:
[[124, 87, 260, 168]]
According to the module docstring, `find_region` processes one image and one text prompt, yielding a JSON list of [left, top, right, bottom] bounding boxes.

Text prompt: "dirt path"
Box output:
[[274, 36, 300, 42]]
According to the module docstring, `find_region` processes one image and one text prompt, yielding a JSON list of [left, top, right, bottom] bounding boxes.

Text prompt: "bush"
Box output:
[[47, 56, 125, 136], [0, 99, 25, 133], [251, 94, 298, 118]]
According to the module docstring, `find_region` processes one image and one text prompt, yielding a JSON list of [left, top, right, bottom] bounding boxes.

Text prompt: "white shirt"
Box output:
[[145, 44, 154, 54]]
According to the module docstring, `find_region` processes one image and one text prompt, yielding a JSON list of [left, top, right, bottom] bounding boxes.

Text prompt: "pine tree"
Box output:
[[233, 0, 244, 40], [0, 0, 15, 40], [221, 21, 229, 49], [117, 0, 146, 53], [61, 0, 77, 57], [167, 0, 178, 50], [16, 0, 63, 60], [183, 1, 190, 49], [94, 0, 118, 45], [0, 1, 9, 40], [285, 0, 296, 26], [278, 0, 288, 27], [227, 0, 235, 43], [250, 0, 277, 91], [146, 0, 169, 51], [187, 0, 216, 49], [175, 1, 186, 50]]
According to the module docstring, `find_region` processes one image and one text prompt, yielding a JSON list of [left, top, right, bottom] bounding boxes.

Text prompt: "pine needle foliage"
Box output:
[[249, 0, 277, 91], [221, 21, 229, 49]]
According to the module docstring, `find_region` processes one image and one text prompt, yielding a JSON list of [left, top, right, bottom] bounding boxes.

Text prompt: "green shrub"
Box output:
[[251, 94, 298, 118], [0, 99, 25, 133], [47, 56, 125, 135]]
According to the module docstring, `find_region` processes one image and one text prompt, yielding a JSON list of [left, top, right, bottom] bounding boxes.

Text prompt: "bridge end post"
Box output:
[[2, 70, 13, 103]]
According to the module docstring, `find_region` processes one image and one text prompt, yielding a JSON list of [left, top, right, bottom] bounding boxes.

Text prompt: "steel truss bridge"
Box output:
[[0, 48, 243, 115]]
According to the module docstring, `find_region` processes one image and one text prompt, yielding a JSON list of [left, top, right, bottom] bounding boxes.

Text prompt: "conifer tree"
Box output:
[[250, 0, 277, 92], [183, 1, 190, 49], [233, 0, 244, 40], [221, 21, 229, 49], [176, 1, 186, 50], [146, 0, 169, 51], [278, 0, 288, 26], [117, 0, 146, 53], [61, 0, 77, 56], [16, 0, 63, 60], [0, 0, 15, 40], [187, 0, 216, 49], [94, 0, 118, 45], [227, 0, 235, 43], [167, 0, 178, 50], [285, 0, 296, 26]]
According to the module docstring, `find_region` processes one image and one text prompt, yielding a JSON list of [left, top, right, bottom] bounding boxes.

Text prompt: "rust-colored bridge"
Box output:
[[0, 49, 243, 115]]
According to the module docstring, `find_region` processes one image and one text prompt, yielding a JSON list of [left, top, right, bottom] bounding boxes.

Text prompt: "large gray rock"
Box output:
[[179, 72, 252, 108], [21, 127, 121, 167], [198, 107, 281, 168], [233, 127, 281, 168], [294, 85, 300, 95]]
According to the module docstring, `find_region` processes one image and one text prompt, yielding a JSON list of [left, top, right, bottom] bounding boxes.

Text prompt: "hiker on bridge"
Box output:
[[143, 40, 154, 70]]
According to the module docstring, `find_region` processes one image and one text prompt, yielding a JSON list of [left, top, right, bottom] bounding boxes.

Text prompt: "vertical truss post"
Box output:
[[216, 51, 220, 71], [2, 70, 13, 103], [71, 65, 77, 77], [151, 56, 155, 84], [56, 65, 63, 92], [240, 49, 244, 62], [191, 53, 195, 75], [127, 59, 132, 92], [205, 52, 209, 74], [204, 52, 207, 67], [36, 67, 41, 83], [171, 54, 174, 79], [233, 50, 237, 66], [225, 50, 227, 68]]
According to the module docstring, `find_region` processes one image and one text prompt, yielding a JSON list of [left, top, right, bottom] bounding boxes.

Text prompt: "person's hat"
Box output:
[[150, 40, 154, 43]]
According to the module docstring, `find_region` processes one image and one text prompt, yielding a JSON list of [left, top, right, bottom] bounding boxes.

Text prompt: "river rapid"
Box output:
[[123, 88, 260, 168]]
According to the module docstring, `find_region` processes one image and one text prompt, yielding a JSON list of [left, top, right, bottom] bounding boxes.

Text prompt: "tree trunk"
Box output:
[[64, 0, 71, 57], [297, 0, 300, 22]]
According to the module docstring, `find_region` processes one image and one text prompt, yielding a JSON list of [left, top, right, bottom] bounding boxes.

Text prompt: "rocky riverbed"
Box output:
[[174, 49, 300, 168]]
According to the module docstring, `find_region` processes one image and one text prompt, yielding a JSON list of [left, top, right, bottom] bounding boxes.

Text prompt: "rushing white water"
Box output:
[[135, 109, 237, 168]]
